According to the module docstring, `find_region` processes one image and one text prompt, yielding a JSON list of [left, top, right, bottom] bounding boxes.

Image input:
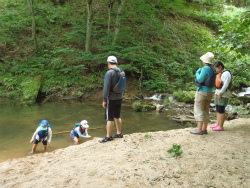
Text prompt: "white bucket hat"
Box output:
[[80, 120, 89, 128], [200, 52, 214, 64], [107, 56, 118, 64]]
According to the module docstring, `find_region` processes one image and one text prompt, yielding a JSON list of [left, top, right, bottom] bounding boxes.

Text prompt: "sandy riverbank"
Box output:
[[0, 118, 250, 188]]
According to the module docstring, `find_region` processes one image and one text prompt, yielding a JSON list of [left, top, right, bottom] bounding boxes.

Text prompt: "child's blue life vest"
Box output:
[[37, 124, 51, 138], [72, 123, 85, 136], [195, 65, 217, 89], [112, 68, 126, 93]]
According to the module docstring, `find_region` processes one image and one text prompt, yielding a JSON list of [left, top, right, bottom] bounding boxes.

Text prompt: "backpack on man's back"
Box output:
[[112, 68, 126, 94]]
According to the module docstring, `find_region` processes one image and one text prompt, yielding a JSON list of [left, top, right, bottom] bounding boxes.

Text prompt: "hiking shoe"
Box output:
[[99, 136, 113, 143], [113, 133, 123, 138], [210, 124, 218, 128], [212, 126, 224, 131], [190, 130, 203, 135], [201, 130, 208, 134]]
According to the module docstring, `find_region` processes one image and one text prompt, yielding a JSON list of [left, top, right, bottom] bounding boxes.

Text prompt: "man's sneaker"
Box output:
[[99, 136, 113, 143], [113, 133, 123, 138]]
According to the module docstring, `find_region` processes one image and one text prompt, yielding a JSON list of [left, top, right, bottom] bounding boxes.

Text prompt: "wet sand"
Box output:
[[0, 118, 250, 188]]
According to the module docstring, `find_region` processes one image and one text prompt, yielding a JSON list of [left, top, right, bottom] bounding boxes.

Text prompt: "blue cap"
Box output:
[[41, 120, 48, 125]]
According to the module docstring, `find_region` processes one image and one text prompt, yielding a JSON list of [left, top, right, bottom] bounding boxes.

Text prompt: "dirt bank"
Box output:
[[0, 118, 250, 188]]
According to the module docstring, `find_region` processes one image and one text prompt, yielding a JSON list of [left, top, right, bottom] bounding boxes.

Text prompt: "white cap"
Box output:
[[107, 56, 118, 64], [80, 120, 89, 128], [200, 52, 214, 64]]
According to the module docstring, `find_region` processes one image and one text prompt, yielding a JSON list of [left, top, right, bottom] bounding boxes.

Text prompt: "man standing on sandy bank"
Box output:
[[100, 55, 124, 143]]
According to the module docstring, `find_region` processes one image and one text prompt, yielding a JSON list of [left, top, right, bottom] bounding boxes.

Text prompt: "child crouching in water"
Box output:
[[29, 120, 52, 154], [70, 120, 91, 144]]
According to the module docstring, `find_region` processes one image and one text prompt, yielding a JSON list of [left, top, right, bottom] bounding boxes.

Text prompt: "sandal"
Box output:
[[99, 136, 113, 143], [212, 126, 224, 131], [190, 130, 203, 135], [113, 133, 123, 138], [201, 130, 208, 134], [210, 124, 218, 128]]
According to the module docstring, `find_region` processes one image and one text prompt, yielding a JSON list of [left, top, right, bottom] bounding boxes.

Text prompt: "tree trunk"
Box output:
[[107, 0, 111, 35], [27, 0, 37, 51], [85, 0, 93, 52], [113, 0, 124, 44]]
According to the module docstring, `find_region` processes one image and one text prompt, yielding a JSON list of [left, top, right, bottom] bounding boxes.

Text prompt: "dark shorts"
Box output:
[[34, 139, 47, 145], [216, 105, 226, 114], [105, 99, 122, 121]]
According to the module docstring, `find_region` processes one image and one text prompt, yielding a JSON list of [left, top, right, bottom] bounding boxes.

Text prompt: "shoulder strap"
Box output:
[[222, 70, 231, 75]]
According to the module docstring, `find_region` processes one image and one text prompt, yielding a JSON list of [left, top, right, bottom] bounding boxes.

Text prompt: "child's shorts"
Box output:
[[70, 133, 79, 139], [34, 139, 47, 145]]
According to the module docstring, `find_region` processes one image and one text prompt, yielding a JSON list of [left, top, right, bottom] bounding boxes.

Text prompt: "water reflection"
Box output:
[[0, 99, 182, 162]]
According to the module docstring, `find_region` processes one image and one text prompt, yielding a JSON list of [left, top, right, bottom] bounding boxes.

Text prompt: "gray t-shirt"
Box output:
[[103, 67, 123, 102]]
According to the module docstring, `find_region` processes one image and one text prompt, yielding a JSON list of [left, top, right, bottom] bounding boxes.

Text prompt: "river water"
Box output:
[[0, 98, 182, 162]]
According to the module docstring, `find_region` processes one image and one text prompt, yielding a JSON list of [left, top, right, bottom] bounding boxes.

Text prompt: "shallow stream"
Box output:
[[0, 98, 182, 162]]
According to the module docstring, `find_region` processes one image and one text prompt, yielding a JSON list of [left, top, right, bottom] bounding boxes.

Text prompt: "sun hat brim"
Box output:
[[200, 55, 213, 64], [81, 124, 89, 128]]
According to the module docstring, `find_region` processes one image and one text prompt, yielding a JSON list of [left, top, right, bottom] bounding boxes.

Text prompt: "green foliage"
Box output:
[[207, 9, 250, 59], [229, 98, 242, 105], [21, 75, 41, 102], [163, 98, 173, 107], [142, 104, 155, 112], [132, 101, 143, 112], [0, 0, 249, 102], [167, 143, 183, 158], [144, 133, 152, 139], [173, 90, 196, 103], [233, 106, 249, 115]]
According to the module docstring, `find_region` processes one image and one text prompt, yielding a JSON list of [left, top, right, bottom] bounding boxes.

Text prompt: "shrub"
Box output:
[[173, 90, 195, 103], [132, 101, 142, 112], [163, 98, 173, 107], [229, 98, 242, 106], [142, 105, 155, 112], [21, 75, 41, 102]]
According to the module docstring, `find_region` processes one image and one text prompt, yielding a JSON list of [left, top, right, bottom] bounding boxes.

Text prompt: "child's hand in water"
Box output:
[[86, 135, 91, 138]]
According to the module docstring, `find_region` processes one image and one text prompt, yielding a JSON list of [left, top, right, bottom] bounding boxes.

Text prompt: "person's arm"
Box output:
[[85, 129, 91, 138], [47, 128, 52, 143], [103, 71, 112, 103], [76, 127, 88, 138], [30, 127, 40, 143], [196, 67, 209, 83], [220, 71, 231, 94]]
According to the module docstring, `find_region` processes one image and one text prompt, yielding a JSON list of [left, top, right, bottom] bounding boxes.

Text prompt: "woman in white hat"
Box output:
[[70, 120, 91, 144], [190, 52, 215, 135]]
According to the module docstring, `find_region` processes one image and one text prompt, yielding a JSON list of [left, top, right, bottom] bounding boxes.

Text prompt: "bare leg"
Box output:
[[216, 112, 219, 125], [43, 145, 47, 152], [73, 137, 79, 144], [202, 120, 209, 131], [197, 121, 203, 132], [218, 113, 225, 128], [114, 118, 122, 134], [107, 121, 114, 137], [32, 144, 38, 153]]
